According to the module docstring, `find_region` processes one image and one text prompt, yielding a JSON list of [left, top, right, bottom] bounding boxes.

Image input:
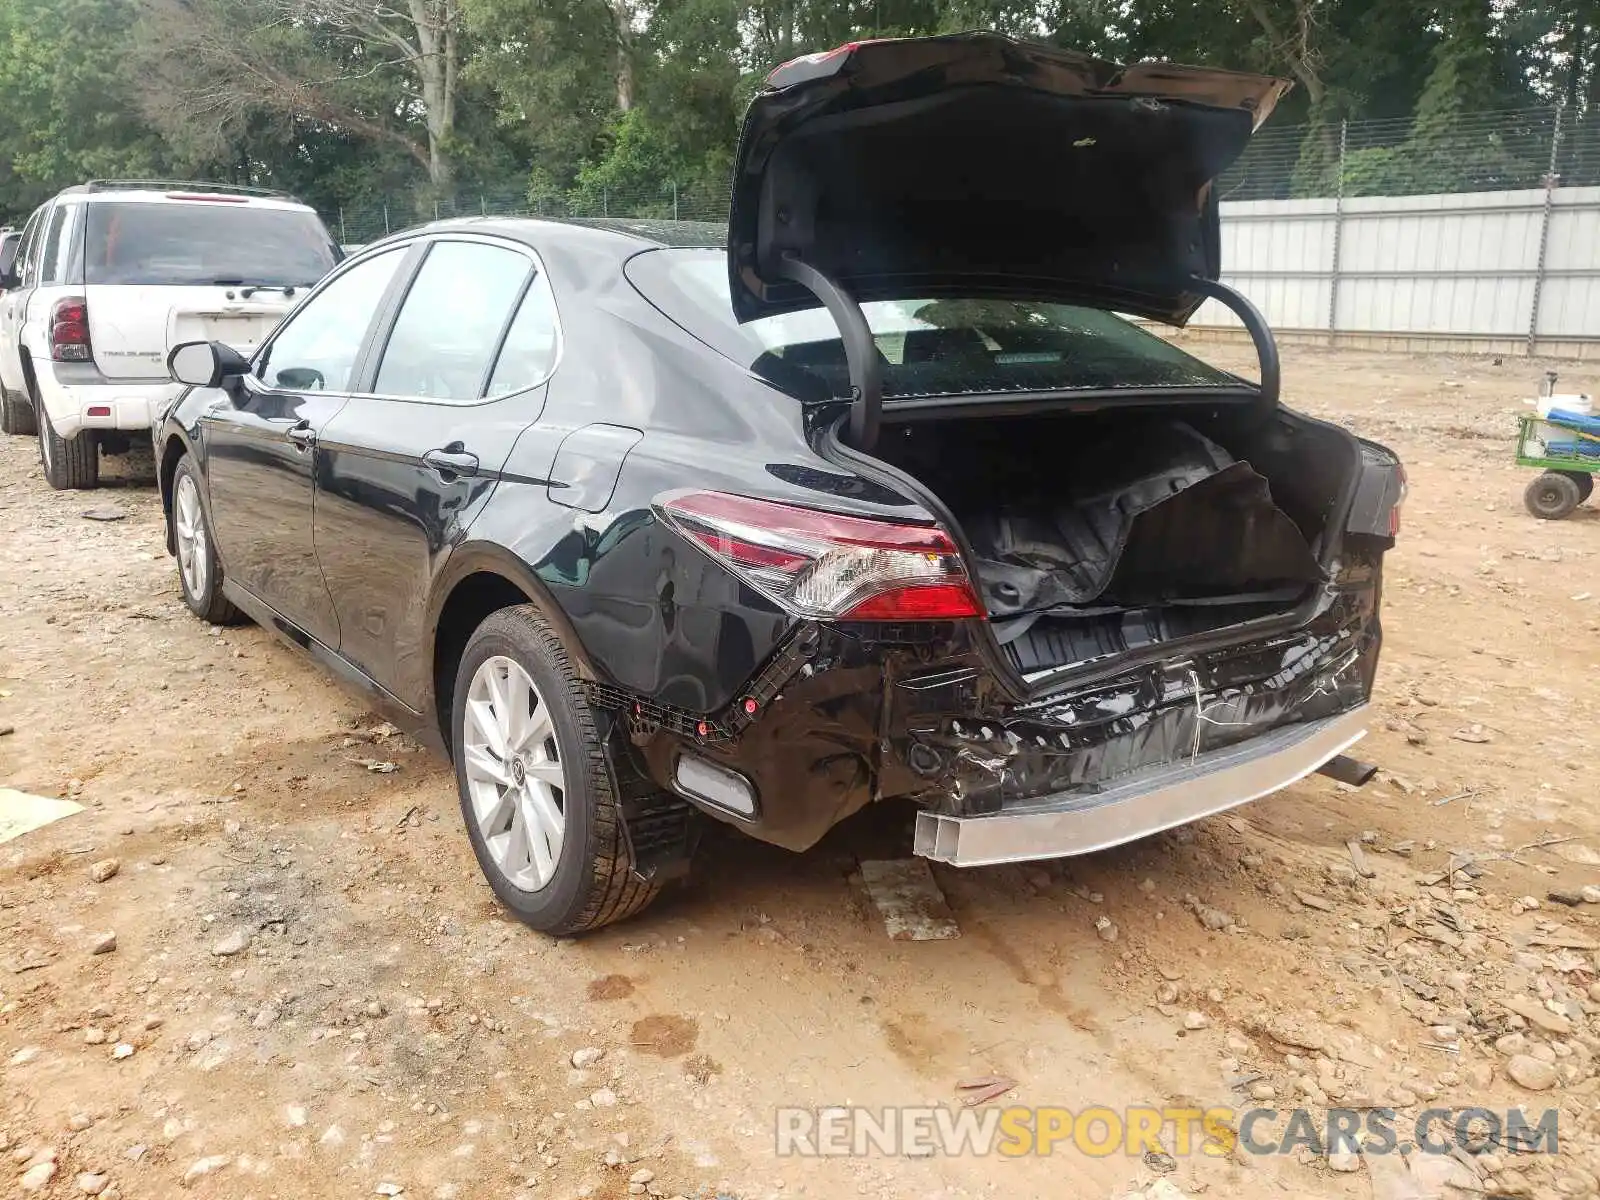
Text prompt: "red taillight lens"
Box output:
[[49, 297, 92, 362], [656, 490, 984, 621]]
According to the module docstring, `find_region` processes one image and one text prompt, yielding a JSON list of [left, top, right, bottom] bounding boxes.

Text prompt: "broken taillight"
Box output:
[[655, 490, 983, 621]]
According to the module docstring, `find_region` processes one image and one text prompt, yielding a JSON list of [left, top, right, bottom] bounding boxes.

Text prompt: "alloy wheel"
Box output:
[[462, 655, 567, 891], [174, 473, 209, 599]]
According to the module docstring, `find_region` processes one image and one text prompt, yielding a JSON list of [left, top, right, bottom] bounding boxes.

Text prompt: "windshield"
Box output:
[[85, 202, 339, 287], [626, 249, 1247, 401]]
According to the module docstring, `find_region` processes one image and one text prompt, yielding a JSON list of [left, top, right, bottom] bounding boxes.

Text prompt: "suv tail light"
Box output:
[[49, 297, 92, 362], [1389, 465, 1408, 537], [656, 490, 983, 621]]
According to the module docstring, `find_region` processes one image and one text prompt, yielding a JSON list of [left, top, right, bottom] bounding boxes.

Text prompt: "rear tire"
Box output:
[[171, 457, 243, 625], [1525, 472, 1581, 520], [452, 605, 659, 935], [0, 383, 36, 436], [36, 393, 98, 490]]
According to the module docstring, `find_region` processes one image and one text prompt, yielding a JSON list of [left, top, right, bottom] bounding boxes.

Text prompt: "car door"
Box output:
[[201, 245, 411, 647], [313, 235, 560, 706], [0, 208, 45, 398]]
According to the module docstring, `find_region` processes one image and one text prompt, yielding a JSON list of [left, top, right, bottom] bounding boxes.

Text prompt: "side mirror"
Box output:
[[168, 340, 250, 388]]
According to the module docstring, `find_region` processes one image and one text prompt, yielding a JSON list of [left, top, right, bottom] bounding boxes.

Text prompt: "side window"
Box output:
[[39, 205, 75, 286], [373, 241, 531, 401], [486, 271, 560, 395], [258, 248, 405, 393], [15, 209, 44, 287]]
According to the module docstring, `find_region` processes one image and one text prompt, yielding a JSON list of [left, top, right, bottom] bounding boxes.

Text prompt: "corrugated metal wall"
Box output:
[[1188, 186, 1600, 356]]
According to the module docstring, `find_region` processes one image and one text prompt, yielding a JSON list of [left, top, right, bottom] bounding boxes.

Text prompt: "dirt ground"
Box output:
[[2, 345, 1599, 1200]]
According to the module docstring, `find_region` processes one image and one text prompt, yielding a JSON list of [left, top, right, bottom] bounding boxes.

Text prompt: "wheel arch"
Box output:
[[157, 429, 199, 554], [428, 543, 598, 756]]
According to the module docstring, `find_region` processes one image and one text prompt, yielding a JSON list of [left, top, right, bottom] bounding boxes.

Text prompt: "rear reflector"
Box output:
[[86, 405, 111, 417], [655, 489, 983, 621], [675, 754, 756, 816]]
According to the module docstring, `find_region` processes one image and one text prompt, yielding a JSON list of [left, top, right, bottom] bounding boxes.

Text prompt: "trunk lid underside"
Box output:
[[727, 32, 1290, 326]]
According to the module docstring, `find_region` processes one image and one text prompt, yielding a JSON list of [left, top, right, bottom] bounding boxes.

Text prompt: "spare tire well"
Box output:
[[432, 572, 546, 754]]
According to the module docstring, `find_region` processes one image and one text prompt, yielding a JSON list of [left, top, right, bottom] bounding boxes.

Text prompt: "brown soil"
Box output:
[[2, 344, 1598, 1200]]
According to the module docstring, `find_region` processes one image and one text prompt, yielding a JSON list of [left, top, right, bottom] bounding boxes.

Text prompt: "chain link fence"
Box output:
[[324, 104, 1600, 244], [329, 181, 734, 246], [1220, 103, 1600, 202]]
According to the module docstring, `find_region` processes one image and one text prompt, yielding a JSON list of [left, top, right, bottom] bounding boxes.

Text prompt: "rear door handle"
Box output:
[[422, 446, 480, 479], [286, 423, 316, 449]]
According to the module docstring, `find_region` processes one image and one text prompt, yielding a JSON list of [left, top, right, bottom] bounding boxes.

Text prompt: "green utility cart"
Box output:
[[1518, 411, 1597, 521]]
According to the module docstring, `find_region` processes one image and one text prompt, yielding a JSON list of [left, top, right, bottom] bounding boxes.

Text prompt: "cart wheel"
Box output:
[[1558, 471, 1594, 503], [1525, 472, 1582, 520]]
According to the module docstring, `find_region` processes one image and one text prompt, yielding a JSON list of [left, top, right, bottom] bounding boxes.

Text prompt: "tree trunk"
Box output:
[[408, 0, 458, 193], [610, 0, 634, 112]]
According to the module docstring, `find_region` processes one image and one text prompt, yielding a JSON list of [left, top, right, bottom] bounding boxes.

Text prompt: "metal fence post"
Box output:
[[383, 204, 390, 235], [673, 181, 679, 221], [1527, 101, 1565, 357], [603, 187, 609, 217], [481, 193, 487, 215], [339, 207, 346, 245], [1326, 119, 1347, 344]]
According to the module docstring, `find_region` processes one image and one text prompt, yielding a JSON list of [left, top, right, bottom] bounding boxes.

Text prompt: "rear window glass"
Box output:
[[85, 201, 339, 287], [627, 249, 1245, 400]]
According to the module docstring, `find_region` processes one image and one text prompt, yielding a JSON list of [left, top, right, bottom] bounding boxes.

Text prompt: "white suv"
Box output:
[[0, 181, 341, 489]]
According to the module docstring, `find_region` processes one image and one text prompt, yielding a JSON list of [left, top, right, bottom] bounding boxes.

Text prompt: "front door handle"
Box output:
[[422, 446, 480, 479], [285, 423, 316, 450]]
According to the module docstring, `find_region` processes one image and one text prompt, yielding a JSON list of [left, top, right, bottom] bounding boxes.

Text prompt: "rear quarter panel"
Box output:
[[468, 236, 926, 713]]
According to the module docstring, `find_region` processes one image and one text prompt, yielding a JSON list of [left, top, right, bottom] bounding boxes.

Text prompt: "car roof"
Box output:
[[52, 181, 315, 212], [365, 215, 728, 254]]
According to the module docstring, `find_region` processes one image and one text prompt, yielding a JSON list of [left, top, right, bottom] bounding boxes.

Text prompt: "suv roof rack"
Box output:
[[68, 179, 303, 203]]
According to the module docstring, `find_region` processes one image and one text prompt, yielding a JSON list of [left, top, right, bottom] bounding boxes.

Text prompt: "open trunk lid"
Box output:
[[727, 32, 1289, 327]]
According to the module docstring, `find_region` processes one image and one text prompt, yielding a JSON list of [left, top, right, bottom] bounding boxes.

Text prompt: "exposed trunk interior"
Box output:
[[871, 403, 1363, 678]]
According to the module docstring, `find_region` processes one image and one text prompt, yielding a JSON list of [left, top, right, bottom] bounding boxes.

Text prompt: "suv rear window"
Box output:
[[626, 248, 1245, 400], [85, 202, 339, 287]]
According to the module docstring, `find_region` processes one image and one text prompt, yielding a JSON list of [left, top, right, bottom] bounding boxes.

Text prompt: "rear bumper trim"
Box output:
[[913, 705, 1369, 867]]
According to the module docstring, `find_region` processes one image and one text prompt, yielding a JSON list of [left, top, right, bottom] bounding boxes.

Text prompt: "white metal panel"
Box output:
[[1180, 186, 1600, 348], [1534, 276, 1600, 338]]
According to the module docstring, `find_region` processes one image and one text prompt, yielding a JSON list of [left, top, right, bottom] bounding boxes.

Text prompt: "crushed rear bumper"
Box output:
[[913, 704, 1368, 866]]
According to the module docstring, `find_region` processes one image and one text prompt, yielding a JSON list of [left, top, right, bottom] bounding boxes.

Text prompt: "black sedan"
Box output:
[[155, 32, 1403, 934]]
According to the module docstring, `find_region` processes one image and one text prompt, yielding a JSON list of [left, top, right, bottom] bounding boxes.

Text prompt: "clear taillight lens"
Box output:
[[655, 490, 984, 621], [1389, 465, 1407, 537]]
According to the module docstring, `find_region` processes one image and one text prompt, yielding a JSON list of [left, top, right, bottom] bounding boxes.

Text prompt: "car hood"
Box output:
[[727, 32, 1289, 326]]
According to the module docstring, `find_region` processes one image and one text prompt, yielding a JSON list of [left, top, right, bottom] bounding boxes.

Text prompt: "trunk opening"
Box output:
[[865, 402, 1363, 680]]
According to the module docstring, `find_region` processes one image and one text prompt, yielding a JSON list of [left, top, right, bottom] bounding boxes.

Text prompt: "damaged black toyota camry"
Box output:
[[154, 32, 1405, 934]]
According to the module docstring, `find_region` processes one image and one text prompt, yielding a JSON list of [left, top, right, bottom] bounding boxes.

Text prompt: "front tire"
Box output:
[[171, 457, 242, 624], [37, 393, 98, 490], [452, 605, 659, 935], [0, 382, 36, 436]]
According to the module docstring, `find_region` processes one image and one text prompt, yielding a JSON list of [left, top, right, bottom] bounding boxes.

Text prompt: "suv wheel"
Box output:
[[37, 393, 98, 490], [171, 457, 242, 624], [452, 605, 660, 935], [0, 382, 36, 436]]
